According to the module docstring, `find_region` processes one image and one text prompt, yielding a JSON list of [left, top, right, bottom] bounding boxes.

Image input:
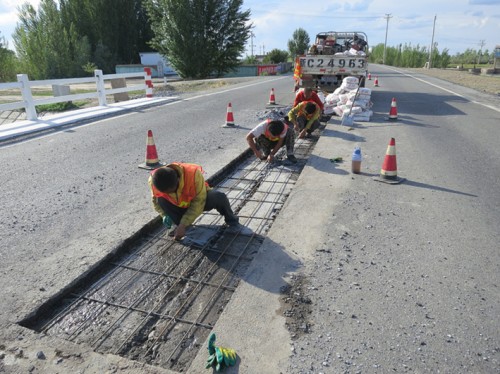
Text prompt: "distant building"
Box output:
[[138, 52, 177, 77]]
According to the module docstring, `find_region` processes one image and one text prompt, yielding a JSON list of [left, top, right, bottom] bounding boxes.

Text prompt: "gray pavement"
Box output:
[[2, 71, 498, 373]]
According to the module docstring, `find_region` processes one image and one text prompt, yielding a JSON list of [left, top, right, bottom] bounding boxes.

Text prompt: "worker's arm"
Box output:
[[313, 93, 324, 111], [267, 137, 284, 163], [246, 132, 264, 159], [287, 106, 300, 131]]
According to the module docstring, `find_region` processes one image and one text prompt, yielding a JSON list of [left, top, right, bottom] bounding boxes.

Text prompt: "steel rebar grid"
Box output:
[[32, 132, 320, 372]]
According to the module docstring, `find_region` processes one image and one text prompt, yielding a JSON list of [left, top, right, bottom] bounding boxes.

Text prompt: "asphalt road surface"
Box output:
[[0, 67, 499, 373]]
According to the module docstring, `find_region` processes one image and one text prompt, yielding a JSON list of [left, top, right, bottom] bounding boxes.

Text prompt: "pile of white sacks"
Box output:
[[323, 76, 373, 122]]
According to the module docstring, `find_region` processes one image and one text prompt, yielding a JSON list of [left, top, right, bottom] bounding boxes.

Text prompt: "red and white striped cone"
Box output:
[[223, 103, 236, 127], [387, 97, 398, 120], [144, 67, 154, 98], [375, 138, 405, 184], [367, 73, 372, 80], [374, 76, 379, 87], [138, 130, 165, 169], [268, 88, 277, 105]]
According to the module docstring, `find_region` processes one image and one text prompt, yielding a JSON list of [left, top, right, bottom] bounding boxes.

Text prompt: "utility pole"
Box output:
[[428, 14, 437, 69], [383, 14, 392, 65], [250, 32, 256, 57], [477, 39, 486, 65]]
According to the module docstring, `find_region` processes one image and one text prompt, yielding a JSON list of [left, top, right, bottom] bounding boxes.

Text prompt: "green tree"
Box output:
[[0, 33, 18, 82], [242, 55, 258, 64], [145, 0, 251, 79], [288, 28, 309, 57], [263, 49, 288, 64], [13, 0, 91, 79], [59, 0, 153, 71]]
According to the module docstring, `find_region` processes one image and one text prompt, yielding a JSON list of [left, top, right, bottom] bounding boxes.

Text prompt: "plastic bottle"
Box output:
[[351, 146, 362, 174]]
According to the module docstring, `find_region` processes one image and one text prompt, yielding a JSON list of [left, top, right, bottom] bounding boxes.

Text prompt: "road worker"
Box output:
[[293, 87, 324, 112], [246, 119, 297, 163], [288, 101, 321, 139], [149, 163, 241, 240]]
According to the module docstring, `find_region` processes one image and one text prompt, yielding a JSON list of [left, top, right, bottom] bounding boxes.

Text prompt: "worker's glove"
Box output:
[[162, 215, 172, 229], [206, 333, 237, 371]]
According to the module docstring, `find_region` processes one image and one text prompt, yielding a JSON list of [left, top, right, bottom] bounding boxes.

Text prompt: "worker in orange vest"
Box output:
[[149, 163, 240, 240], [288, 101, 321, 139], [246, 119, 297, 163], [293, 87, 324, 112]]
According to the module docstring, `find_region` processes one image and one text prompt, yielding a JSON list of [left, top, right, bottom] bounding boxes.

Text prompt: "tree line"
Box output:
[[1, 5, 495, 84], [0, 0, 251, 82], [369, 43, 496, 68]]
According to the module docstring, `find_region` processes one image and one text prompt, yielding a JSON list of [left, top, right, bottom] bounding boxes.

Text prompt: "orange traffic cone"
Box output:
[[387, 97, 398, 120], [223, 102, 236, 127], [374, 76, 379, 87], [268, 88, 277, 105], [138, 130, 165, 170], [367, 73, 372, 80], [375, 138, 405, 184]]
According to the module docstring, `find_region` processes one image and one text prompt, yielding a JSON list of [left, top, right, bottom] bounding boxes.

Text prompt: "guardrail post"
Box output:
[[144, 67, 153, 98], [94, 69, 107, 106], [17, 74, 38, 120]]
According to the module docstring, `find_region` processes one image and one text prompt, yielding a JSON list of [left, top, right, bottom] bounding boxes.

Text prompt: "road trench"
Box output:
[[19, 127, 322, 372]]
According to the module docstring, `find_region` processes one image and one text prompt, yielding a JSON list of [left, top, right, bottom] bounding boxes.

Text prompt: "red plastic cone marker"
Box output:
[[375, 138, 405, 184], [388, 97, 398, 120], [374, 76, 379, 87], [223, 103, 236, 127], [138, 130, 165, 169], [268, 88, 276, 105]]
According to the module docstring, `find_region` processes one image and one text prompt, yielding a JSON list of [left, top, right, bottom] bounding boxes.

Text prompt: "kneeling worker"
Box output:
[[149, 163, 240, 240], [288, 101, 321, 139], [246, 119, 297, 163]]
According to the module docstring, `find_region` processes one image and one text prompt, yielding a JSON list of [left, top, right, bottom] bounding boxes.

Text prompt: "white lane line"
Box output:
[[384, 66, 500, 114]]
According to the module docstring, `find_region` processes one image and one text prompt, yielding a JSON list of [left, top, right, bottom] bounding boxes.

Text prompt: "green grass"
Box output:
[[35, 100, 89, 112]]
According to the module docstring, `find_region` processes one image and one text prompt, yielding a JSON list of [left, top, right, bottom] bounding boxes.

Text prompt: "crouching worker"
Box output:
[[246, 119, 297, 164], [149, 163, 240, 240], [288, 101, 321, 139]]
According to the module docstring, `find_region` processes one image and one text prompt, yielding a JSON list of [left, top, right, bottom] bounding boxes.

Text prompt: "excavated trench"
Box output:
[[19, 127, 323, 372]]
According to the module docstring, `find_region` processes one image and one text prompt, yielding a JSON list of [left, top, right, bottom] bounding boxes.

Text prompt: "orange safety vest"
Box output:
[[293, 57, 302, 81], [297, 102, 317, 119], [264, 119, 288, 142], [151, 163, 206, 208]]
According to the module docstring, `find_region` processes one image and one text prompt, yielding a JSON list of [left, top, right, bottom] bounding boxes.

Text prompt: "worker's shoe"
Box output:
[[287, 154, 297, 163]]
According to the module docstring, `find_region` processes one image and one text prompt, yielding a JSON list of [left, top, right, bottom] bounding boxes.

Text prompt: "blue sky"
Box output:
[[241, 0, 500, 56], [1, 0, 499, 57]]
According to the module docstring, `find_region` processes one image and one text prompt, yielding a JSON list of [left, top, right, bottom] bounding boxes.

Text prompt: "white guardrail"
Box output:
[[0, 68, 154, 121]]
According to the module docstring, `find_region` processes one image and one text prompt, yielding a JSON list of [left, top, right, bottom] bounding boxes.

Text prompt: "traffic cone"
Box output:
[[387, 97, 398, 120], [375, 138, 405, 184], [222, 102, 236, 127], [374, 76, 379, 87], [268, 88, 277, 105], [138, 130, 165, 170], [367, 73, 372, 80]]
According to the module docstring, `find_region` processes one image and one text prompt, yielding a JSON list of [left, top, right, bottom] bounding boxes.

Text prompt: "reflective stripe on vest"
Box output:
[[264, 119, 288, 142], [297, 101, 317, 119], [151, 163, 204, 208]]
